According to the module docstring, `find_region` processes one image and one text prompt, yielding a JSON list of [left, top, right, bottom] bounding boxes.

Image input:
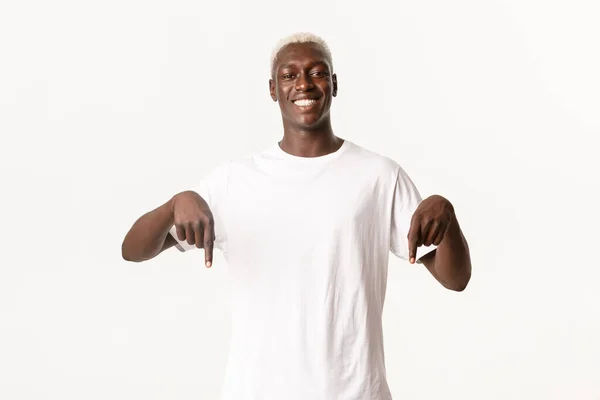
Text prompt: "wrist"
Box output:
[[167, 195, 177, 222]]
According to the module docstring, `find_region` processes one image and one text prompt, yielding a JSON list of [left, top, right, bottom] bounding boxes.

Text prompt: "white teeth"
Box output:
[[293, 99, 317, 107]]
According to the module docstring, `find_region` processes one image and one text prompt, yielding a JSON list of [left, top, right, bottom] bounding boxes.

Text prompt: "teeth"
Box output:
[[294, 99, 317, 107]]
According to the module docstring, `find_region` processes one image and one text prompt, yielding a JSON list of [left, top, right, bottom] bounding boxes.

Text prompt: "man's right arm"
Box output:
[[121, 197, 178, 262]]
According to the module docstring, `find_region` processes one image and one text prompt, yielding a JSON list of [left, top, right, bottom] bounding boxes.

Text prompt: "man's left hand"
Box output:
[[407, 195, 455, 264]]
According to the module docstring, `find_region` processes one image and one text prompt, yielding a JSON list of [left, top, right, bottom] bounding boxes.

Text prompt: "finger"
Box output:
[[420, 219, 433, 247], [203, 217, 215, 268], [432, 226, 445, 246], [407, 223, 421, 264], [194, 221, 204, 249], [175, 224, 186, 242], [185, 223, 195, 245], [423, 222, 437, 247]]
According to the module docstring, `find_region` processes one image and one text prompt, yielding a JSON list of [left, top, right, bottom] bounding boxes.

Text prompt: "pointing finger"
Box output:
[[407, 222, 421, 264], [203, 218, 214, 268]]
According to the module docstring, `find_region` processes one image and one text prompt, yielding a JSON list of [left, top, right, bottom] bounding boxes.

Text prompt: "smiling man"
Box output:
[[122, 32, 472, 400]]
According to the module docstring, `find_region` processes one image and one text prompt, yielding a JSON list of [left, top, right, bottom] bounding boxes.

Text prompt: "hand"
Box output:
[[172, 191, 215, 268], [407, 195, 455, 264]]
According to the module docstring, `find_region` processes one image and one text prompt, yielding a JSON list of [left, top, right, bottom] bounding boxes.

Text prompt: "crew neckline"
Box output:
[[273, 139, 351, 163]]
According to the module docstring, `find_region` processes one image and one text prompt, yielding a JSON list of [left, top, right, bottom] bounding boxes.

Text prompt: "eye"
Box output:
[[311, 70, 328, 78], [282, 73, 295, 80]]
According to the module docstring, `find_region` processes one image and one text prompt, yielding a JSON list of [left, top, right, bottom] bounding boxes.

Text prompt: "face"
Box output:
[[269, 42, 338, 129]]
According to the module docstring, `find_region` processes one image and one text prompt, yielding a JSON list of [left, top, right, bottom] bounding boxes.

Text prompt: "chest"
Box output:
[[223, 170, 390, 258]]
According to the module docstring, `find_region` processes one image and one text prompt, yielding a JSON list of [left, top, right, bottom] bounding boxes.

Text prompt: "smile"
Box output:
[[293, 99, 319, 107]]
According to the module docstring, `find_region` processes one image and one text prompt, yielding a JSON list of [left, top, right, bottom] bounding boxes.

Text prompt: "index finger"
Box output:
[[203, 219, 215, 268], [407, 222, 421, 264]]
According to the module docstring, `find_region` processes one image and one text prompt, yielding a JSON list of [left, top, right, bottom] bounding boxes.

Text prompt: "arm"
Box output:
[[122, 191, 216, 265], [121, 197, 177, 262], [408, 195, 472, 292], [419, 213, 471, 291]]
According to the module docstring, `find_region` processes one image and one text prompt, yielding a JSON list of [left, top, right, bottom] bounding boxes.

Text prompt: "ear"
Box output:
[[269, 79, 277, 102], [332, 74, 338, 97]]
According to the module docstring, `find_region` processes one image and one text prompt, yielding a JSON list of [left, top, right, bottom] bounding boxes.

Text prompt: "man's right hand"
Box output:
[[171, 191, 215, 268]]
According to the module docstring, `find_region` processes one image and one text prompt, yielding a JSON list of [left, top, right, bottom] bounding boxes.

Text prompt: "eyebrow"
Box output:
[[279, 61, 329, 70]]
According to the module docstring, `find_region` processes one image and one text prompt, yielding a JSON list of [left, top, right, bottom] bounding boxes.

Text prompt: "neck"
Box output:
[[279, 118, 341, 158]]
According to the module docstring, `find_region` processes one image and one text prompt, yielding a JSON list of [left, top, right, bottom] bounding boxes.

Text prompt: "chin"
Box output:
[[296, 118, 321, 128], [294, 113, 328, 129]]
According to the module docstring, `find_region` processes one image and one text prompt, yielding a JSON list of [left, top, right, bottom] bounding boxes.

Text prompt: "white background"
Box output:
[[1, 0, 599, 399]]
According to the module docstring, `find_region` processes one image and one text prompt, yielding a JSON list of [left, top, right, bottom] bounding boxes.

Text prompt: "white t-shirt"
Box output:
[[170, 139, 436, 400]]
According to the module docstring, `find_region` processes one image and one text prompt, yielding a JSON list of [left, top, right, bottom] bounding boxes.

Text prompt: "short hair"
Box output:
[[270, 32, 333, 77]]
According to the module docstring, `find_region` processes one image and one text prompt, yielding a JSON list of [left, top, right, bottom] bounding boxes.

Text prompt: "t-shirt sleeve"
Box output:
[[390, 165, 437, 263], [169, 161, 229, 253]]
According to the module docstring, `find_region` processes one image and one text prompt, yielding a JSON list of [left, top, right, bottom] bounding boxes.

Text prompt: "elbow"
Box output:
[[445, 266, 471, 292], [121, 246, 134, 262], [122, 251, 143, 263], [121, 241, 155, 263], [121, 241, 139, 262], [447, 280, 468, 292]]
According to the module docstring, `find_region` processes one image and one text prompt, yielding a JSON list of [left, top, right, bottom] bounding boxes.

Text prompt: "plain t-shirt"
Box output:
[[169, 139, 436, 400]]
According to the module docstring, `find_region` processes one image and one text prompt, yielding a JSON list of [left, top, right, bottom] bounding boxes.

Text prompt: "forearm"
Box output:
[[121, 196, 175, 262], [431, 214, 471, 291]]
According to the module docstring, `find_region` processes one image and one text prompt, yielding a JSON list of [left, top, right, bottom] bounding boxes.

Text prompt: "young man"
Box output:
[[122, 33, 471, 400]]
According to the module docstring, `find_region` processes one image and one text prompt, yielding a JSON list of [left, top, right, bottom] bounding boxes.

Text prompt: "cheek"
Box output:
[[277, 91, 290, 106], [320, 82, 333, 96]]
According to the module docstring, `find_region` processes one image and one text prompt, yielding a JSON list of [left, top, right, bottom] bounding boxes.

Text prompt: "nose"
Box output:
[[295, 72, 315, 92]]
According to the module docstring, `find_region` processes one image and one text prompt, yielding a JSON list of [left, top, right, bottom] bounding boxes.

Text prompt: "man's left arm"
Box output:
[[408, 195, 472, 291]]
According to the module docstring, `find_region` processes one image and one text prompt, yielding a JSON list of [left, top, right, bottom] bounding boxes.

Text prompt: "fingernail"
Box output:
[[410, 257, 415, 264], [206, 261, 212, 268]]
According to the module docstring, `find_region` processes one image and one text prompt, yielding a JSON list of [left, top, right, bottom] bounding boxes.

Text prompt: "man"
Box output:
[[122, 32, 471, 400]]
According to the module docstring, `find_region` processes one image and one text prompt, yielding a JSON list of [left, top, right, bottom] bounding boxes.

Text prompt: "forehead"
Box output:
[[275, 42, 331, 70]]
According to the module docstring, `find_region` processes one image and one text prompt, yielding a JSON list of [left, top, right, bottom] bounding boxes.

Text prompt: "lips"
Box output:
[[292, 97, 320, 108], [294, 99, 317, 107]]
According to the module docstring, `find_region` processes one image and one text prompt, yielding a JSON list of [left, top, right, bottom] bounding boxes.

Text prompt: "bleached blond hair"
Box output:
[[270, 32, 333, 77]]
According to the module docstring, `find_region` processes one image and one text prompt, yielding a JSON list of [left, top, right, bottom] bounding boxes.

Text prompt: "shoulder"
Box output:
[[207, 147, 265, 176], [224, 142, 280, 166], [344, 140, 404, 178]]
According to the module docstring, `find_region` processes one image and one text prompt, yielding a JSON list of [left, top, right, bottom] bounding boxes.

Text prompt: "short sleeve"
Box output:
[[169, 161, 230, 253], [390, 166, 437, 263]]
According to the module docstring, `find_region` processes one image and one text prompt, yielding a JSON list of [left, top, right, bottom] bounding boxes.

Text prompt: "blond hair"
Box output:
[[270, 32, 333, 77]]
